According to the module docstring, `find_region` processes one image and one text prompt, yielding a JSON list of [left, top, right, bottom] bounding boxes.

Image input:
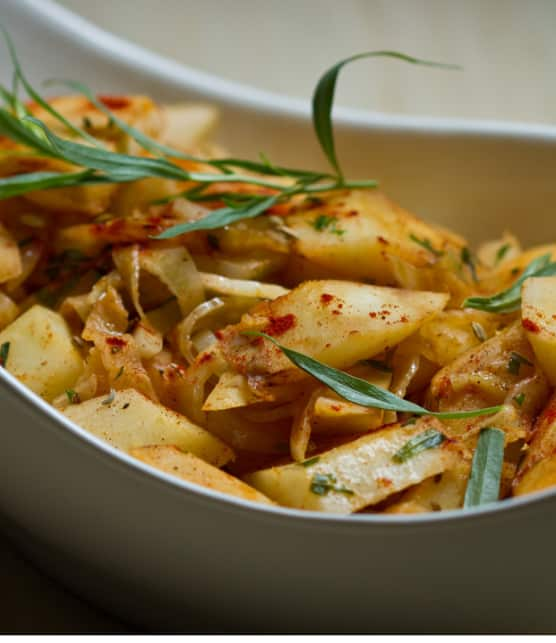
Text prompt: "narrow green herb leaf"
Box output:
[[153, 195, 278, 238], [392, 429, 446, 463], [513, 393, 526, 406], [46, 78, 199, 160], [463, 427, 505, 507], [115, 366, 125, 380], [243, 332, 502, 419], [0, 27, 99, 145], [507, 351, 533, 375], [461, 247, 479, 283], [312, 51, 459, 178], [495, 243, 511, 265], [463, 253, 556, 313], [471, 321, 487, 343], [409, 233, 444, 257], [313, 214, 345, 236], [0, 341, 10, 367], [299, 456, 320, 468], [0, 170, 99, 199], [309, 472, 354, 496], [65, 389, 80, 404]]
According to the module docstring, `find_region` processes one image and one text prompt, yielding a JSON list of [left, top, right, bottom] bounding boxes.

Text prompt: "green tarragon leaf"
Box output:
[[392, 429, 446, 463], [463, 253, 556, 313], [312, 51, 459, 179], [0, 341, 10, 367], [463, 427, 505, 507], [242, 332, 503, 420], [153, 194, 279, 238]]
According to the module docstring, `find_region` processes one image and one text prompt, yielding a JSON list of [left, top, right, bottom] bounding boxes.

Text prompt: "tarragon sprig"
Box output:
[[0, 29, 455, 237]]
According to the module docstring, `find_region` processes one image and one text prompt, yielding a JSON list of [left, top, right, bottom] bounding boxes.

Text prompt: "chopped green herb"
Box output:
[[461, 247, 478, 283], [115, 366, 124, 380], [110, 345, 122, 354], [513, 393, 526, 407], [471, 321, 487, 343], [310, 472, 354, 496], [463, 427, 504, 507], [82, 116, 93, 129], [508, 352, 533, 375], [401, 416, 418, 427], [299, 456, 320, 468], [312, 214, 345, 236], [65, 389, 80, 404], [102, 388, 116, 406], [495, 243, 511, 265], [0, 341, 10, 367], [409, 234, 443, 257], [392, 429, 445, 463]]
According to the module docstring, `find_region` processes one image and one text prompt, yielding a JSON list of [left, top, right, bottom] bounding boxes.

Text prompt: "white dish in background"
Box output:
[[2, 0, 556, 633]]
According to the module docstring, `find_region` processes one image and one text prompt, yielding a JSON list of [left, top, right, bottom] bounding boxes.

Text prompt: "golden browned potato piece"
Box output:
[[0, 305, 83, 401], [283, 190, 468, 292], [521, 276, 556, 385], [514, 393, 556, 496], [212, 279, 448, 379], [245, 418, 457, 514], [427, 322, 550, 444], [64, 388, 234, 467], [131, 445, 273, 506]]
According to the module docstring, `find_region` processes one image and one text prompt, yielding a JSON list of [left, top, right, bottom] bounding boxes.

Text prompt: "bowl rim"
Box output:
[[3, 0, 556, 527], [8, 0, 556, 143]]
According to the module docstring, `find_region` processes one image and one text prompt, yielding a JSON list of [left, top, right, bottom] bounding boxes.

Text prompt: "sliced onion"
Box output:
[[177, 296, 226, 365], [140, 246, 204, 316], [200, 272, 288, 300]]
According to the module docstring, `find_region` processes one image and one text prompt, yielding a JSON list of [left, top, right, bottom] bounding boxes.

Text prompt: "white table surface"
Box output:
[[2, 0, 555, 633]]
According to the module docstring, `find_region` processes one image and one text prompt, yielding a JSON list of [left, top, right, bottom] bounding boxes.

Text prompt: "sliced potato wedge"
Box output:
[[213, 279, 448, 378], [0, 305, 83, 401], [131, 445, 272, 505], [245, 418, 456, 514], [521, 275, 556, 385], [64, 388, 234, 467]]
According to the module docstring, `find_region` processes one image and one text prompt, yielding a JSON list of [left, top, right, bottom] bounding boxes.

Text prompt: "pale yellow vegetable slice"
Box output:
[[0, 291, 18, 331], [245, 419, 456, 514], [521, 276, 556, 385], [216, 279, 449, 378], [385, 462, 470, 514], [200, 273, 289, 300], [284, 190, 465, 286], [427, 322, 550, 444], [0, 305, 83, 401], [130, 445, 272, 505], [514, 393, 556, 496], [0, 223, 21, 284], [203, 372, 263, 411], [64, 388, 234, 467], [160, 104, 219, 149]]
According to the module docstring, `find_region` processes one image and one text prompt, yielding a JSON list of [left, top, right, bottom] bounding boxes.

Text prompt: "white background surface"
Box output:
[[2, 0, 556, 633]]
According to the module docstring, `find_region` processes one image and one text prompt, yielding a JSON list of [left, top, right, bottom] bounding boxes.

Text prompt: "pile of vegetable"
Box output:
[[1, 32, 554, 514]]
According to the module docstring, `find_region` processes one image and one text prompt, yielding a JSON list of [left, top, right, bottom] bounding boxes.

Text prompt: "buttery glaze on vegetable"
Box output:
[[2, 79, 556, 514]]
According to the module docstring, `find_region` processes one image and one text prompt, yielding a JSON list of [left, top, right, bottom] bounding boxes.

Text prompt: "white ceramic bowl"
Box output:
[[2, 0, 556, 633]]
